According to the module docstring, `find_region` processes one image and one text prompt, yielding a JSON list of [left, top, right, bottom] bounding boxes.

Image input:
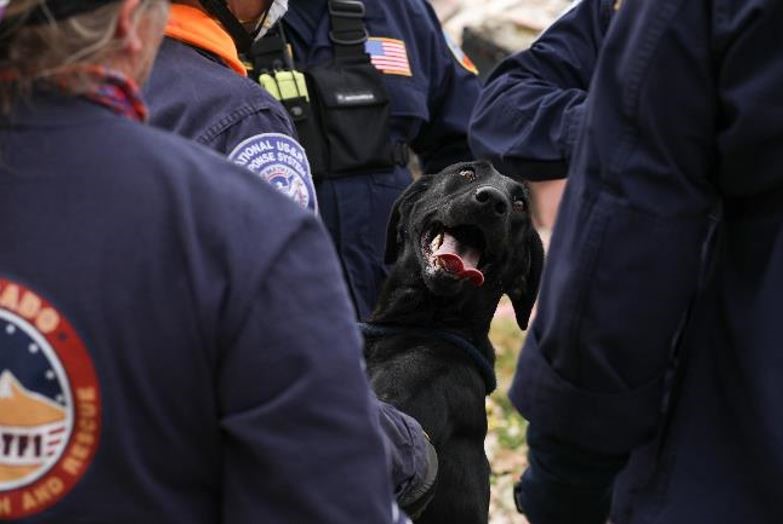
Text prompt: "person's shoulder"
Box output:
[[110, 121, 322, 312], [106, 120, 307, 224], [363, 0, 452, 62], [102, 117, 223, 168], [370, 0, 429, 13], [368, 0, 433, 22], [147, 37, 294, 150], [149, 37, 283, 119]]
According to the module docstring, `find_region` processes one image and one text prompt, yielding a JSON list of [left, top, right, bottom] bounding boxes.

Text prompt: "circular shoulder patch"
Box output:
[[228, 133, 318, 213], [0, 279, 101, 519]]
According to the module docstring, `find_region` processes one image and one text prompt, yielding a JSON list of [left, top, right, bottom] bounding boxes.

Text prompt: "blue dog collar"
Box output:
[[358, 322, 497, 395]]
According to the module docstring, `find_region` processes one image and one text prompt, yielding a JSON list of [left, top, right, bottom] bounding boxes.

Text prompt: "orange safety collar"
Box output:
[[165, 4, 247, 77]]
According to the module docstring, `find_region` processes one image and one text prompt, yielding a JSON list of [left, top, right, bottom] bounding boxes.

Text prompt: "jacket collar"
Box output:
[[165, 4, 247, 77]]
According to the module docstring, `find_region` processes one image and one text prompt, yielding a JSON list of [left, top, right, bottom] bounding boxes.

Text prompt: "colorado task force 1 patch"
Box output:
[[0, 279, 101, 519], [228, 133, 318, 213]]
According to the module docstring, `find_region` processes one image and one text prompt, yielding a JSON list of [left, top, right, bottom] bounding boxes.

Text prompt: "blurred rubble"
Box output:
[[433, 0, 573, 78]]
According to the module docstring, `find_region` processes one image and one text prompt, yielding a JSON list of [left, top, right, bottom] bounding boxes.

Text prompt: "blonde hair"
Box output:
[[0, 0, 168, 111]]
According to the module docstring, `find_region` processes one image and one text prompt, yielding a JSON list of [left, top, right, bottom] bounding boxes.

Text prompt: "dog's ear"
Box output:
[[384, 175, 434, 265], [505, 227, 545, 330]]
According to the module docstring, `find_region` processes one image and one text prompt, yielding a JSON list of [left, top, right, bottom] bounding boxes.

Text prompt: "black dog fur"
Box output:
[[364, 161, 545, 523]]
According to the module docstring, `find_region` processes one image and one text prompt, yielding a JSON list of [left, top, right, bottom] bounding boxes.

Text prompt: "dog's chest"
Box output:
[[365, 337, 490, 434]]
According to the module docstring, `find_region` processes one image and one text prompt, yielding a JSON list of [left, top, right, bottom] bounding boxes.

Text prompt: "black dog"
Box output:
[[363, 161, 544, 523]]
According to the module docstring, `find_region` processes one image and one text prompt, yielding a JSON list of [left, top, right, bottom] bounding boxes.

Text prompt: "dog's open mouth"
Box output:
[[422, 224, 486, 287]]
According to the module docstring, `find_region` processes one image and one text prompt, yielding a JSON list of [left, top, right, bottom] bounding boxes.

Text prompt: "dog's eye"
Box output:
[[458, 169, 477, 182], [512, 198, 526, 213]]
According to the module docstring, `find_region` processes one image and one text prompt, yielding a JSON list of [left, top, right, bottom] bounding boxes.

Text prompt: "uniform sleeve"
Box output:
[[409, 0, 481, 173], [217, 216, 400, 523], [376, 399, 438, 514], [206, 105, 319, 214], [512, 0, 725, 461], [200, 103, 296, 154], [469, 0, 613, 181]]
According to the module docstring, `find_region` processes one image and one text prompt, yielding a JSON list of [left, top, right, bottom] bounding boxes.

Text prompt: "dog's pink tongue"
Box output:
[[434, 233, 485, 287]]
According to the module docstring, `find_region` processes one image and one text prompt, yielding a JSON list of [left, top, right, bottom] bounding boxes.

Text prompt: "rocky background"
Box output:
[[435, 0, 573, 71], [429, 1, 572, 522]]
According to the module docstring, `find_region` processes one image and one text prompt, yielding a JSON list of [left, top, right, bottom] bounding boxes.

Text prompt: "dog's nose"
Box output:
[[474, 186, 509, 216]]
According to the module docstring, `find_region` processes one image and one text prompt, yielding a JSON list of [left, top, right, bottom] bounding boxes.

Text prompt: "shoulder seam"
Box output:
[[196, 103, 290, 145]]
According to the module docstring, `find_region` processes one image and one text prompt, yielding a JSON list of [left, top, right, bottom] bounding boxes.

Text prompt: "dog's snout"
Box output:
[[474, 186, 509, 216]]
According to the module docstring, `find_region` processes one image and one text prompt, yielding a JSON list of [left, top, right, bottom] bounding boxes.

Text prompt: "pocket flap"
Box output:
[[307, 61, 390, 108]]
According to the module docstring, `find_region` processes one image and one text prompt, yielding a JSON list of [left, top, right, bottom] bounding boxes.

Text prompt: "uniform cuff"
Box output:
[[510, 332, 664, 455], [514, 458, 612, 524]]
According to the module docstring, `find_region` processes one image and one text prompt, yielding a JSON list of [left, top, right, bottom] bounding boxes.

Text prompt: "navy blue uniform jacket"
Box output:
[[143, 9, 431, 509], [470, 0, 614, 180], [0, 93, 400, 523], [511, 0, 783, 522], [146, 38, 294, 157], [284, 0, 480, 319], [144, 6, 318, 213]]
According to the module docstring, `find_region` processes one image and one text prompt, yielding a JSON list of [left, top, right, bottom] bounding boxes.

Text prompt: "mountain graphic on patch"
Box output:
[[0, 370, 67, 484]]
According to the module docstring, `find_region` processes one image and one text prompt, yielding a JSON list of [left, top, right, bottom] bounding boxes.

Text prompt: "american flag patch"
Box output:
[[365, 37, 412, 77]]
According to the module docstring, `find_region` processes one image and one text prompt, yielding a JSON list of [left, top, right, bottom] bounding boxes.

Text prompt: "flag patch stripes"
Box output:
[[365, 37, 412, 77]]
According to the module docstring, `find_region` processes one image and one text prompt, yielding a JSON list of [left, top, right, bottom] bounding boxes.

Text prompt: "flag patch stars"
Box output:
[[365, 37, 412, 77]]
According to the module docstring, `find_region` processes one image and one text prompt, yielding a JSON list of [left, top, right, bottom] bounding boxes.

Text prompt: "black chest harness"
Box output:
[[247, 0, 409, 181], [358, 322, 498, 395]]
